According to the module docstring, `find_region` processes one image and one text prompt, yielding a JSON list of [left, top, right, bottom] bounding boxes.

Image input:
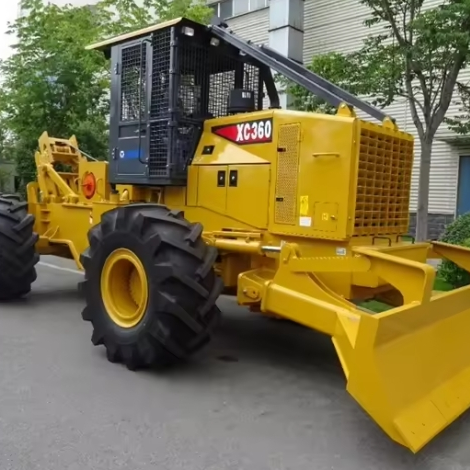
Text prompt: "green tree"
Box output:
[[0, 0, 111, 186], [0, 123, 12, 162], [98, 0, 214, 36], [445, 83, 470, 135], [0, 0, 213, 191], [0, 168, 12, 193], [283, 0, 470, 241], [276, 52, 376, 114], [0, 124, 13, 194]]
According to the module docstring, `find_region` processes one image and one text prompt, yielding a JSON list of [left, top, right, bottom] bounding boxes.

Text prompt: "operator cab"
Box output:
[[87, 17, 280, 186]]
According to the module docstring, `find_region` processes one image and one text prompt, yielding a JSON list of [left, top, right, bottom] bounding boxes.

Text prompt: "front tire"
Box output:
[[80, 204, 223, 370], [0, 194, 39, 300]]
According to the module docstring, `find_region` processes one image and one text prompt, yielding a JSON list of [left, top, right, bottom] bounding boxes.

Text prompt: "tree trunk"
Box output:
[[415, 139, 433, 241]]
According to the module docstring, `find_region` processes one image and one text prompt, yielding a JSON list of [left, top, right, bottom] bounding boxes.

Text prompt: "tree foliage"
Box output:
[[438, 213, 470, 287], [275, 52, 375, 114], [283, 0, 470, 241], [0, 0, 110, 184], [0, 0, 213, 190], [98, 0, 213, 37]]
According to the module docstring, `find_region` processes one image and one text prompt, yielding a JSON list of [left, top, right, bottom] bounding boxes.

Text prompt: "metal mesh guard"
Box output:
[[148, 27, 264, 179], [354, 122, 414, 237]]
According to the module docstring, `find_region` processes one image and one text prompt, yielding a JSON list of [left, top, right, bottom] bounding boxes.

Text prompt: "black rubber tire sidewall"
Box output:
[[86, 227, 164, 345]]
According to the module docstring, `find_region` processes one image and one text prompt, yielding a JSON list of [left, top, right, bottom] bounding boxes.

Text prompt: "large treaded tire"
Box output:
[[0, 194, 39, 300], [80, 204, 224, 370]]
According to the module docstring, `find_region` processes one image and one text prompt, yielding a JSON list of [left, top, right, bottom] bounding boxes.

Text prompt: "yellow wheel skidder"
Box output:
[[2, 17, 470, 452]]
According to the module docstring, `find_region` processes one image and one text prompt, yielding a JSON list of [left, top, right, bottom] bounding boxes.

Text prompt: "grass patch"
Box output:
[[359, 276, 453, 313], [433, 277, 453, 292], [360, 300, 391, 313]]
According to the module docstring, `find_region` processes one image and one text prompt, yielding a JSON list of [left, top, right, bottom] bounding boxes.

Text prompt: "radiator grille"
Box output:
[[354, 122, 414, 236], [274, 124, 301, 225]]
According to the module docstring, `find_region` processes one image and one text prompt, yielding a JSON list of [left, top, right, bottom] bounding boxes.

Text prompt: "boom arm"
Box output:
[[209, 24, 394, 124]]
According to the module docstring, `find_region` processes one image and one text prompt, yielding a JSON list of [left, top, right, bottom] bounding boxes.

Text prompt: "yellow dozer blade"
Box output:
[[335, 290, 470, 452], [333, 242, 470, 452], [247, 239, 470, 452]]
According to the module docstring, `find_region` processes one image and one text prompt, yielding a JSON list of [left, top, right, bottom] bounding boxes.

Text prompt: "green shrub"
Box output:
[[437, 213, 470, 288]]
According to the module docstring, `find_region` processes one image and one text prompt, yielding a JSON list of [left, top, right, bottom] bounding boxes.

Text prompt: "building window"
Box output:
[[209, 0, 269, 19], [249, 0, 269, 10], [220, 0, 233, 19], [233, 0, 249, 16]]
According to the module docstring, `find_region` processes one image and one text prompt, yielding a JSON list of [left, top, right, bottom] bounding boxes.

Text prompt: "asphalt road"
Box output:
[[0, 256, 469, 470]]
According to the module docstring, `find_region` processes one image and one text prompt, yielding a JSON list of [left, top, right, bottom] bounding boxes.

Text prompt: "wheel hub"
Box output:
[[100, 248, 149, 328]]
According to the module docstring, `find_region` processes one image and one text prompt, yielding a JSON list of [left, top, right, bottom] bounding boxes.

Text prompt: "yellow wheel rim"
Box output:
[[100, 248, 149, 328]]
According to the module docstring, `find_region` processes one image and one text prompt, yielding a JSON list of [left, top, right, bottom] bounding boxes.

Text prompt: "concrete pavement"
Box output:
[[0, 256, 468, 469]]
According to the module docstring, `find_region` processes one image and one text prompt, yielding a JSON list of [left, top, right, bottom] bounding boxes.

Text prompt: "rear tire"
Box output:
[[80, 204, 223, 370], [0, 194, 39, 300]]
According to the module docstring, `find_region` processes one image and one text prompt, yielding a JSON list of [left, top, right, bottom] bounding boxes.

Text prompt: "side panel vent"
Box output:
[[274, 123, 301, 225]]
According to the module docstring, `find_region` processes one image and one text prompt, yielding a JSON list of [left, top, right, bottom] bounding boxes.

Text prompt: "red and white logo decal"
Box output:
[[212, 118, 273, 145]]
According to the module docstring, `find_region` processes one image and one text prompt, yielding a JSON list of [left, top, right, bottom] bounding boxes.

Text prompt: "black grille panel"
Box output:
[[120, 44, 146, 122], [149, 121, 168, 177], [150, 28, 171, 120]]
